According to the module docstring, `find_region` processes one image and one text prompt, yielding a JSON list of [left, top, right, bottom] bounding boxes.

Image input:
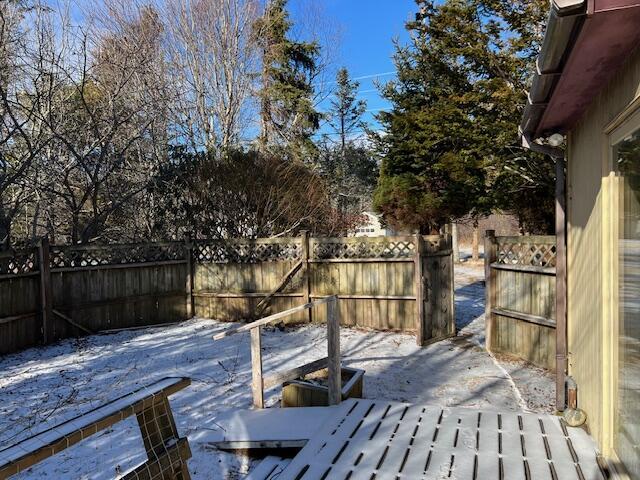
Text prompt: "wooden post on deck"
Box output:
[[484, 230, 497, 352], [251, 326, 264, 408], [300, 231, 312, 323], [37, 236, 53, 344], [327, 297, 341, 405], [414, 234, 426, 346]]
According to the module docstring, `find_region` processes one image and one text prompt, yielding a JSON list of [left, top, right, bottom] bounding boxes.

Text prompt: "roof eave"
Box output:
[[519, 1, 587, 140]]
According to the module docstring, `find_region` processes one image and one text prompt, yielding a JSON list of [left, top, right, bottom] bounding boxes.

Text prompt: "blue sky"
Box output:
[[289, 0, 418, 137]]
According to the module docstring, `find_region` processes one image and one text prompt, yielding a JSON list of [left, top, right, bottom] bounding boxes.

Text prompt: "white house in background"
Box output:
[[351, 212, 394, 237]]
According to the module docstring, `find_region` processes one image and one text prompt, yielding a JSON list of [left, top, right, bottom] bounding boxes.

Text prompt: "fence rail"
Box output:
[[484, 231, 556, 369], [0, 233, 454, 355]]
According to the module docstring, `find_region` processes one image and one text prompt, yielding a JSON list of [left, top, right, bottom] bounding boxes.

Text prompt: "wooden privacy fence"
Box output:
[[0, 239, 189, 355], [193, 233, 455, 346], [0, 233, 454, 355], [484, 231, 556, 369]]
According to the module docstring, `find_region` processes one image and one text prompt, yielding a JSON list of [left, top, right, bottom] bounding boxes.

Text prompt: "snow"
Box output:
[[0, 263, 554, 479]]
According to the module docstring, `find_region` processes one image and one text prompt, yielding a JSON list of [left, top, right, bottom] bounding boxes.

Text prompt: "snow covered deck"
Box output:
[[260, 398, 603, 480]]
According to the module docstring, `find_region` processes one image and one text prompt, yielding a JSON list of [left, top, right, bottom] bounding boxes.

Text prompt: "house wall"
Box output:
[[567, 45, 640, 456]]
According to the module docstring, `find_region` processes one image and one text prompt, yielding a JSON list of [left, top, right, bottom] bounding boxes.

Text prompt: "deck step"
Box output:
[[246, 456, 292, 480], [196, 404, 347, 450]]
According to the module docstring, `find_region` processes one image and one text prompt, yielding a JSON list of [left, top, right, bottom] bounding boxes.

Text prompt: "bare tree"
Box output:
[[163, 0, 259, 152], [0, 0, 54, 246], [0, 0, 346, 246], [16, 2, 170, 243]]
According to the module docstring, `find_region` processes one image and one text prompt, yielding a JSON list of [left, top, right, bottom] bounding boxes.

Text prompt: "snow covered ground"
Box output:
[[0, 264, 554, 479]]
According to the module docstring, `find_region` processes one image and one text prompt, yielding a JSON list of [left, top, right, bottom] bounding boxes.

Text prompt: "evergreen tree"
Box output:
[[373, 0, 555, 234], [319, 67, 377, 229], [255, 0, 320, 159], [372, 19, 487, 233], [326, 67, 366, 152]]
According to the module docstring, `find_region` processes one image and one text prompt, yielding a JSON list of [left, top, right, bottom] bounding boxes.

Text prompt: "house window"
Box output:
[[615, 121, 640, 477]]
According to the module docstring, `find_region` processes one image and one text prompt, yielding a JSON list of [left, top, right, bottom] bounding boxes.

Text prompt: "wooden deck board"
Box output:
[[257, 398, 605, 480]]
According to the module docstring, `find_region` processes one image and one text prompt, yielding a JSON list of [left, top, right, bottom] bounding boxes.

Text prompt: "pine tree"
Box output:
[[373, 0, 555, 234], [319, 67, 377, 228], [326, 67, 366, 153], [255, 0, 320, 159], [372, 14, 487, 233]]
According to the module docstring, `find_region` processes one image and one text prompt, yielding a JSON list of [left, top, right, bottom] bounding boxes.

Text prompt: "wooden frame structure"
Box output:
[[0, 377, 191, 480], [213, 296, 341, 408]]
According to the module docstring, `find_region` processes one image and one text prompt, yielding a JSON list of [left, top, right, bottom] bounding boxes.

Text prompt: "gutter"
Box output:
[[520, 1, 586, 140]]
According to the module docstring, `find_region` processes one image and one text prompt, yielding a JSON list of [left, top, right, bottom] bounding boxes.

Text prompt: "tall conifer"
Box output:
[[255, 0, 320, 159]]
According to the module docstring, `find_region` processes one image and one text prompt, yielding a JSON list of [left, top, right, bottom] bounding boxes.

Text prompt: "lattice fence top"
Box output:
[[194, 239, 301, 264], [312, 238, 416, 259], [496, 237, 556, 268], [50, 242, 186, 269], [0, 249, 38, 276]]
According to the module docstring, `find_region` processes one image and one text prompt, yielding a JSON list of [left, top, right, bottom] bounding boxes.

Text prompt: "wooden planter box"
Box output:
[[281, 367, 364, 408]]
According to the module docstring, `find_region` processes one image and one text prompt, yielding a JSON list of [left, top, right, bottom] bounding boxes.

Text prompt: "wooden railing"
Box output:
[[0, 377, 191, 480], [213, 296, 341, 408]]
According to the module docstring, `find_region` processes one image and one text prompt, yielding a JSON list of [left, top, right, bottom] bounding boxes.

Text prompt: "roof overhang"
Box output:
[[520, 0, 640, 141]]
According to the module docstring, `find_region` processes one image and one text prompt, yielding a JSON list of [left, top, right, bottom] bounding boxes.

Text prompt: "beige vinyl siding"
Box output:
[[567, 45, 640, 455]]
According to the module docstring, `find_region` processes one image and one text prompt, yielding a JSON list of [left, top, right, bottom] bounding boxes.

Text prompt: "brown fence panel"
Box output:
[[309, 236, 417, 332], [422, 242, 455, 342], [485, 232, 556, 369], [0, 248, 40, 355], [192, 234, 455, 344], [48, 242, 188, 338], [0, 242, 189, 355], [192, 238, 306, 323]]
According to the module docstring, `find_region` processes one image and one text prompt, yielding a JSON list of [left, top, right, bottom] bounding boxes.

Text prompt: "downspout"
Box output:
[[522, 132, 568, 412], [519, 0, 586, 414]]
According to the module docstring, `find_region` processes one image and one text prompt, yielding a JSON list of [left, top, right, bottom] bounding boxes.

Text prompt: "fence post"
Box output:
[[451, 223, 460, 263], [300, 230, 311, 323], [251, 326, 264, 408], [414, 234, 426, 346], [327, 297, 341, 405], [448, 234, 456, 336], [484, 230, 497, 352], [185, 235, 194, 319], [37, 236, 53, 344]]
